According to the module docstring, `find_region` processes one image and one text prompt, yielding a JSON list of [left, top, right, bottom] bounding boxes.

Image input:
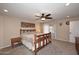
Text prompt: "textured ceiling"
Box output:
[[0, 3, 79, 21]]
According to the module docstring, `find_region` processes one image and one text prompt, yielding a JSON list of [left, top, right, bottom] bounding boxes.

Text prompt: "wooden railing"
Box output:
[[34, 32, 52, 55]]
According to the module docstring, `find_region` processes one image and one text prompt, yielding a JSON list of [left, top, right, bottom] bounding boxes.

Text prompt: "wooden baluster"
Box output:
[[43, 35, 45, 46], [38, 37, 40, 49], [38, 37, 41, 49], [49, 33, 51, 42], [45, 34, 47, 44], [45, 35, 47, 45], [34, 34, 37, 55], [44, 35, 45, 45], [47, 34, 49, 42]]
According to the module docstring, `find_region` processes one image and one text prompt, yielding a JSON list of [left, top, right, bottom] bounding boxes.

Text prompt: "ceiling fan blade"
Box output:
[[46, 14, 51, 17], [36, 19, 40, 20], [35, 17, 41, 20], [46, 17, 52, 19], [35, 15, 41, 17]]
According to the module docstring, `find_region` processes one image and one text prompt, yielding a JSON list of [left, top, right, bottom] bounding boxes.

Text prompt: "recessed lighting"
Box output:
[[65, 3, 70, 6], [67, 16, 69, 18], [3, 9, 8, 12]]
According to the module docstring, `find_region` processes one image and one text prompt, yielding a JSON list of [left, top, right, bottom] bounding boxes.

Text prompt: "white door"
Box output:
[[70, 21, 79, 43], [49, 26, 55, 39], [43, 24, 50, 33]]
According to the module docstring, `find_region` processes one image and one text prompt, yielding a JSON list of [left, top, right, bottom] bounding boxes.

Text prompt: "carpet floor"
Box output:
[[0, 40, 77, 55]]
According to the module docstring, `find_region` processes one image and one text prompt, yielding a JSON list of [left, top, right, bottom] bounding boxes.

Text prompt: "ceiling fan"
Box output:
[[35, 13, 53, 21]]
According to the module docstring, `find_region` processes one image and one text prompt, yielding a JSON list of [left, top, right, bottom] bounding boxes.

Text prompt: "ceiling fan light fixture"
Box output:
[[65, 3, 70, 6], [67, 16, 69, 18], [3, 9, 8, 12], [41, 18, 45, 21]]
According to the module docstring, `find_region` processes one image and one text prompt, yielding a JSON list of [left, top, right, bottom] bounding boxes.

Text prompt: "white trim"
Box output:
[[0, 45, 11, 49]]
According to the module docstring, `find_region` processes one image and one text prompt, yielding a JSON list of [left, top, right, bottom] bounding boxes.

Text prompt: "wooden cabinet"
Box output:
[[75, 37, 79, 54]]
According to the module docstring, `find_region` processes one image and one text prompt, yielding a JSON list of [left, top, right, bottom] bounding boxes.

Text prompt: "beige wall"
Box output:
[[49, 18, 79, 43], [54, 18, 79, 43], [0, 15, 37, 49], [54, 20, 70, 42], [35, 22, 43, 33], [3, 16, 21, 47], [0, 15, 4, 48]]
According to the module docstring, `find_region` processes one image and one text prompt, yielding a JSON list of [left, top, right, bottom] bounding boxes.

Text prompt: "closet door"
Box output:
[[70, 21, 79, 43]]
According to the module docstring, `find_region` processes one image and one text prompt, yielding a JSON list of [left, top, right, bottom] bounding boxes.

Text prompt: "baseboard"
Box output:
[[53, 39, 75, 44], [0, 45, 11, 50]]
